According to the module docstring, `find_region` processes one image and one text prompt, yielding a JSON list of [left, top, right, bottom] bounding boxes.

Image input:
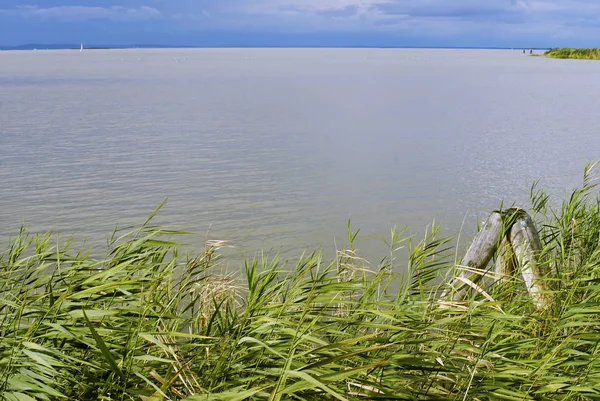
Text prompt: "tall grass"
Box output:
[[544, 48, 600, 60], [2, 164, 600, 400]]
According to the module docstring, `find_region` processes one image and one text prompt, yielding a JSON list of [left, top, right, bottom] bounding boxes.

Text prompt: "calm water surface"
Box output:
[[1, 48, 599, 263]]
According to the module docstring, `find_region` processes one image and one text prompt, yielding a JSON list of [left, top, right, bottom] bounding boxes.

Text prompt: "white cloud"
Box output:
[[205, 0, 600, 38], [13, 5, 161, 21], [8, 0, 599, 35], [3, 0, 600, 45]]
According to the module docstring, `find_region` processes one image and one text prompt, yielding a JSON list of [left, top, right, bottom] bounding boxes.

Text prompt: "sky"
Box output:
[[1, 0, 599, 48]]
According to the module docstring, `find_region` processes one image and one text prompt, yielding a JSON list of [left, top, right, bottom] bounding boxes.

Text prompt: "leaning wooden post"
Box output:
[[508, 210, 550, 310], [445, 208, 551, 310], [444, 211, 504, 301]]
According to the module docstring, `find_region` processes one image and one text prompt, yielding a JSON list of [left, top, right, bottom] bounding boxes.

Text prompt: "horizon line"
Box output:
[[0, 43, 553, 51]]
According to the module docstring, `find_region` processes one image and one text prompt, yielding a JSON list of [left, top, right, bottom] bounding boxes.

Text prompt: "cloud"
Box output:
[[5, 0, 598, 33], [316, 5, 361, 18], [10, 4, 161, 21], [373, 1, 522, 21], [2, 0, 600, 46], [217, 0, 600, 40]]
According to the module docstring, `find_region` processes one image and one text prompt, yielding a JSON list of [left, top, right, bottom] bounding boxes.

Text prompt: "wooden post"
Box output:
[[445, 208, 551, 310], [508, 211, 550, 309], [445, 211, 504, 301]]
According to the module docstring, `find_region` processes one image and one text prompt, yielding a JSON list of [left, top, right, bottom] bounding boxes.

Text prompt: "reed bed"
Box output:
[[2, 164, 600, 400], [543, 48, 600, 60]]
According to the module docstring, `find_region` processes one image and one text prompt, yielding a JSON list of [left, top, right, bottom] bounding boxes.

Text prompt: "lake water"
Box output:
[[1, 48, 599, 264]]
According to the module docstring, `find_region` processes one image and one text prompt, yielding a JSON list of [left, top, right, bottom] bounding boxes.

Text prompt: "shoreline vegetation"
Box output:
[[543, 48, 600, 60], [3, 163, 600, 400]]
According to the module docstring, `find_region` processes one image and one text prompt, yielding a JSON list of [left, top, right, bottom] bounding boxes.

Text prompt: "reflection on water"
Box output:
[[1, 48, 599, 265]]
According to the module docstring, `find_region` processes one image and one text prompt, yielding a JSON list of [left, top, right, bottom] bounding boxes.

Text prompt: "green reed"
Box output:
[[544, 48, 600, 60], [2, 163, 600, 400]]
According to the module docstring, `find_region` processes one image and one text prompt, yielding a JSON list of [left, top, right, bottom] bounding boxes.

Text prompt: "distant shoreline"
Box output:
[[543, 48, 600, 60], [0, 44, 552, 51]]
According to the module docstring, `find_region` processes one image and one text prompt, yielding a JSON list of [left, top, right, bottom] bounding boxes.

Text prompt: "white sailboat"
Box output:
[[80, 43, 83, 52]]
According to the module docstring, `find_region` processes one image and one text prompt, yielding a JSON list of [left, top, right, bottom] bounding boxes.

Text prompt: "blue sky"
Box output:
[[1, 0, 599, 47]]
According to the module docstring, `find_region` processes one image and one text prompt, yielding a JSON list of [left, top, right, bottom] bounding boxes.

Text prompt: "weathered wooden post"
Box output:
[[445, 208, 551, 310], [444, 211, 504, 302], [508, 210, 550, 309]]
